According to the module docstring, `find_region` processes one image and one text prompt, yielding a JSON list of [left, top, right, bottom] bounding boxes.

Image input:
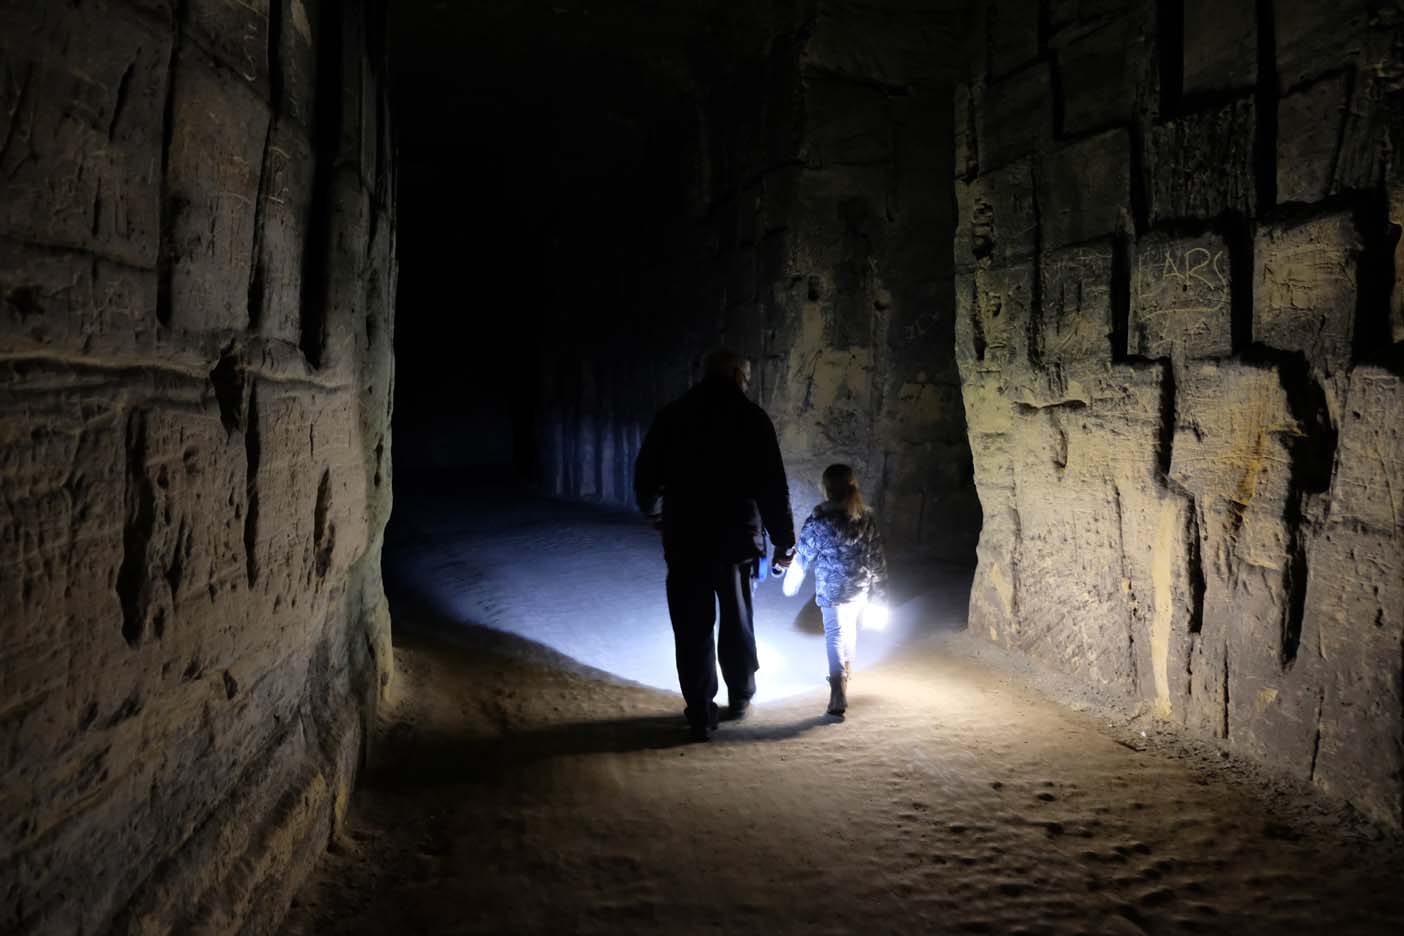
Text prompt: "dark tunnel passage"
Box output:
[[3, 1, 1404, 934], [391, 6, 705, 486], [389, 3, 727, 484]]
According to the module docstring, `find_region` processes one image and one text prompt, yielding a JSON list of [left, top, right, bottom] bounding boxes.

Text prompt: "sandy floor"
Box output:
[[282, 487, 1404, 935]]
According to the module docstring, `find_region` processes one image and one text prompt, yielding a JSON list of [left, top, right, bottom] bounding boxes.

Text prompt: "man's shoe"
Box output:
[[725, 698, 752, 722], [686, 703, 720, 741]]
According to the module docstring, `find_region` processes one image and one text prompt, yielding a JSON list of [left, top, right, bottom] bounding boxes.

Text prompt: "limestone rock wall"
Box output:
[[539, 0, 982, 561], [957, 0, 1404, 825], [0, 1, 396, 932]]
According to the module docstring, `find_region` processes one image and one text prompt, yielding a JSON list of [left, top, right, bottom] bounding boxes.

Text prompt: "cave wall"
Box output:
[[956, 0, 1404, 825], [539, 0, 982, 560], [0, 1, 396, 931]]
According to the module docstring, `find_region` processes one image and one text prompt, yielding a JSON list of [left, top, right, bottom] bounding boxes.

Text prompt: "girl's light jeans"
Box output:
[[821, 592, 869, 677]]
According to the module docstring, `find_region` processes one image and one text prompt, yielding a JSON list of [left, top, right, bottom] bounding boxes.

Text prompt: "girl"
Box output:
[[784, 464, 889, 717]]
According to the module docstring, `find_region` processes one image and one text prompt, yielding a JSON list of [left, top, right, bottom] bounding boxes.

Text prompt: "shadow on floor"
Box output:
[[365, 711, 838, 792], [385, 579, 640, 687], [376, 581, 840, 791], [791, 600, 824, 635]]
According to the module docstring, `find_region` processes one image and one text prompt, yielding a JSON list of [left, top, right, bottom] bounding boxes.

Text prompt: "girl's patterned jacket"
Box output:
[[796, 503, 889, 608]]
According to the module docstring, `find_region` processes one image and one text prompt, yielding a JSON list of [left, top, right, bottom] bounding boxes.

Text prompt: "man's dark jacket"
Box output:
[[634, 377, 795, 564]]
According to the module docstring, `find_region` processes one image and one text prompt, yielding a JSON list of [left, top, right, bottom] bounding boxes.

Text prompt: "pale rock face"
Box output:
[[0, 0, 395, 932], [958, 0, 1404, 826]]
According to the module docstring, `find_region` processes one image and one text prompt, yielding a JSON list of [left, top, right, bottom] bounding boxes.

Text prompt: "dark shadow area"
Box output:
[[365, 713, 697, 790], [367, 708, 838, 792], [385, 575, 654, 688], [791, 601, 823, 636], [387, 5, 704, 491]]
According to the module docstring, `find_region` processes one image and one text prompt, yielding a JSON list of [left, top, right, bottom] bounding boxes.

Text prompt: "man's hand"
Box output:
[[780, 558, 805, 597], [771, 546, 795, 576]]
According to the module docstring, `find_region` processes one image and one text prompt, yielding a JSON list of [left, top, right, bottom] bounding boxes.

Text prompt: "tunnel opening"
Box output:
[[387, 0, 982, 540], [382, 0, 984, 697], [381, 0, 985, 690]]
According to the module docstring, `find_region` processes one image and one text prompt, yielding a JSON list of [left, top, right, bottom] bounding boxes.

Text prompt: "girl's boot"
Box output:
[[826, 671, 848, 716]]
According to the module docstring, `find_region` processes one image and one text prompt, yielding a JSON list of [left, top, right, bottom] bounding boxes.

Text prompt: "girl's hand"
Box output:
[[781, 560, 806, 597]]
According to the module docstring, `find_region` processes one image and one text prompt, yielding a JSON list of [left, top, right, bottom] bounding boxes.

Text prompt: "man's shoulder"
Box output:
[[653, 393, 691, 423], [685, 382, 773, 418], [660, 383, 778, 440], [735, 394, 777, 431], [740, 394, 770, 416], [651, 386, 715, 433]]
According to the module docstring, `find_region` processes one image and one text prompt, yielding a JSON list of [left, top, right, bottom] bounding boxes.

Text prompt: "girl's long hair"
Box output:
[[822, 464, 865, 520]]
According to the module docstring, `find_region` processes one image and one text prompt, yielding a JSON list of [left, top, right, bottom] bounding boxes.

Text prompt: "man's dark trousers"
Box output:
[[665, 559, 758, 728]]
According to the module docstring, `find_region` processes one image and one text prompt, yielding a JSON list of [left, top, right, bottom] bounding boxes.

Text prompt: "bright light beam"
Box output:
[[863, 602, 890, 631]]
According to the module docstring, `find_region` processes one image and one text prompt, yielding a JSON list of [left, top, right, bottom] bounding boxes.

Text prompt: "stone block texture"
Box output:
[[536, 1, 982, 562], [1130, 232, 1233, 362], [958, 0, 1404, 826], [0, 1, 397, 932]]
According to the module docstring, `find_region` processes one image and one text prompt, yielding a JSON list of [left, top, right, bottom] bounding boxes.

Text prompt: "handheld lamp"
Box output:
[[863, 602, 890, 631]]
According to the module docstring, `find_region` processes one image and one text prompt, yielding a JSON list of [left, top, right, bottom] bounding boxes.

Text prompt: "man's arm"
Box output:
[[634, 411, 667, 527], [754, 412, 795, 559]]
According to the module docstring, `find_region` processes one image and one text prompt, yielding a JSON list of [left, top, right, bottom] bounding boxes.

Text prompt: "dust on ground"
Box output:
[[282, 489, 1404, 935]]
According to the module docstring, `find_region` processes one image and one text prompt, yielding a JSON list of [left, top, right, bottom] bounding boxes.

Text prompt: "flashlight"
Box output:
[[781, 559, 806, 597], [863, 602, 890, 631]]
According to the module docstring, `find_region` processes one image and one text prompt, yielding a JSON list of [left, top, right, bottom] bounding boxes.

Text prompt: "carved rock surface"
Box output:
[[1040, 241, 1115, 366], [1253, 213, 1361, 375], [1056, 18, 1137, 136], [1182, 0, 1256, 95], [1039, 129, 1132, 251], [0, 1, 396, 932], [959, 0, 1404, 827], [1144, 98, 1257, 224], [1130, 232, 1233, 362]]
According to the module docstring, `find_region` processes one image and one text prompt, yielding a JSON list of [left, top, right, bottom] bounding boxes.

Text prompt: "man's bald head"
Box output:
[[703, 348, 752, 392]]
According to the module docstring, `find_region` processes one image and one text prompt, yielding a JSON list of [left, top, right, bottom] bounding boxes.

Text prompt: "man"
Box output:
[[634, 349, 796, 741]]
